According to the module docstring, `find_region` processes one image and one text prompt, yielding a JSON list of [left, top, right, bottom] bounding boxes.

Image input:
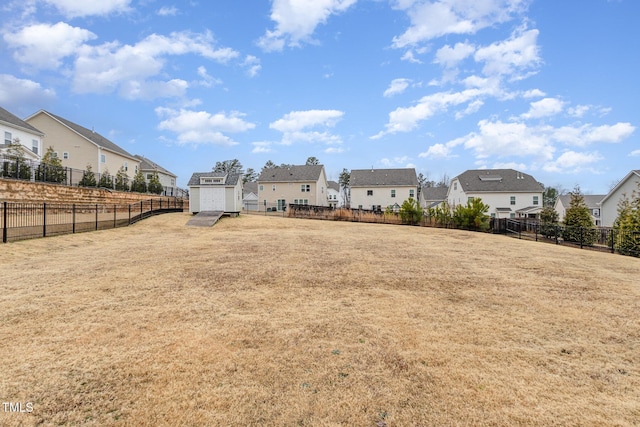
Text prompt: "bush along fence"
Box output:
[[1, 198, 184, 243], [0, 153, 188, 198], [286, 204, 639, 258]]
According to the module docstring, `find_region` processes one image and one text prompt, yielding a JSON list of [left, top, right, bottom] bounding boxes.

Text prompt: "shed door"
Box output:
[[201, 187, 226, 211]]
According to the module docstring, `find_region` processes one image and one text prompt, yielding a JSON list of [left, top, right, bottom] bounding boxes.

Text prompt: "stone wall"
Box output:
[[0, 178, 188, 208]]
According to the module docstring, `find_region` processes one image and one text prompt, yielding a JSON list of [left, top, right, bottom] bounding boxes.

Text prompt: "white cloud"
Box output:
[[270, 110, 343, 132], [521, 97, 564, 119], [42, 0, 132, 18], [243, 55, 262, 77], [492, 161, 527, 170], [629, 149, 640, 157], [72, 31, 239, 98], [120, 79, 189, 100], [391, 0, 528, 48], [400, 50, 423, 63], [474, 27, 541, 78], [383, 78, 412, 97], [522, 88, 545, 98], [543, 150, 603, 173], [157, 6, 178, 16], [257, 0, 358, 51], [434, 42, 475, 68], [455, 99, 484, 119], [0, 74, 56, 110], [3, 22, 96, 70], [552, 122, 635, 146], [418, 143, 455, 159], [380, 156, 412, 167], [325, 146, 345, 154], [155, 108, 255, 146], [196, 66, 222, 88], [252, 141, 273, 153]]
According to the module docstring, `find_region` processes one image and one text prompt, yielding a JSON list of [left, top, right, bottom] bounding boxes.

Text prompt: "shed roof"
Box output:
[[188, 172, 241, 187], [350, 168, 418, 187], [258, 164, 324, 182], [454, 169, 543, 193]]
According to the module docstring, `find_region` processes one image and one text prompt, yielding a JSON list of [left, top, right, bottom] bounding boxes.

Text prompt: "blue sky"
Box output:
[[1, 0, 638, 193]]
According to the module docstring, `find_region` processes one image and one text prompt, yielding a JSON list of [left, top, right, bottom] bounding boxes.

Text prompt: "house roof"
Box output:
[[600, 170, 640, 204], [0, 106, 44, 136], [134, 154, 176, 177], [28, 110, 137, 160], [453, 169, 543, 193], [187, 172, 241, 187], [557, 194, 606, 209], [350, 168, 418, 187], [243, 181, 258, 196], [327, 180, 340, 192], [258, 164, 324, 182], [422, 186, 448, 201]]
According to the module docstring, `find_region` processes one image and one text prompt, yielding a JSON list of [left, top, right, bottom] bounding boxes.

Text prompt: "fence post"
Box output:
[[3, 202, 7, 243], [555, 225, 559, 244], [95, 204, 98, 230], [610, 229, 615, 254], [580, 227, 584, 249], [151, 199, 153, 213], [43, 203, 47, 238], [128, 204, 131, 225], [140, 201, 143, 218], [72, 204, 76, 234], [113, 204, 116, 228]]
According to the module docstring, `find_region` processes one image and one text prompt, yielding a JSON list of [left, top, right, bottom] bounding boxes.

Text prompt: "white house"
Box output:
[[134, 154, 179, 196], [0, 106, 44, 161], [600, 170, 640, 227], [243, 181, 259, 211], [327, 180, 341, 208], [448, 169, 544, 219], [554, 194, 606, 226], [257, 164, 329, 211], [350, 168, 419, 211], [188, 172, 243, 214]]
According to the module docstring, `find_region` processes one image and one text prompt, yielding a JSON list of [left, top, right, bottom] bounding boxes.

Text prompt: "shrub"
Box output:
[[39, 146, 66, 183], [115, 166, 129, 191], [399, 197, 423, 225], [614, 185, 640, 257], [562, 187, 597, 245], [98, 168, 114, 188], [147, 171, 164, 195], [452, 197, 490, 231], [130, 170, 147, 193], [540, 206, 559, 238], [79, 165, 97, 187]]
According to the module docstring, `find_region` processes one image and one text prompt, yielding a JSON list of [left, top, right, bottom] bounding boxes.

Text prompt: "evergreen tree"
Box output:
[[131, 170, 147, 193], [243, 168, 258, 183], [147, 171, 164, 194], [305, 156, 320, 165], [79, 164, 97, 187], [98, 168, 114, 188], [562, 186, 597, 245], [39, 146, 66, 183], [540, 206, 560, 238], [613, 184, 640, 256], [338, 168, 350, 208], [115, 166, 130, 191], [452, 197, 490, 231], [399, 197, 424, 225], [5, 141, 32, 180]]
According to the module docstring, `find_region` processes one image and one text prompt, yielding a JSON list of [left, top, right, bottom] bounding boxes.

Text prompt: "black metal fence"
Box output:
[[1, 198, 184, 243], [0, 153, 188, 198]]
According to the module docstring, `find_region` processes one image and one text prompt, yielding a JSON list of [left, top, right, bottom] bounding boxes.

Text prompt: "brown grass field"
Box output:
[[1, 212, 639, 426]]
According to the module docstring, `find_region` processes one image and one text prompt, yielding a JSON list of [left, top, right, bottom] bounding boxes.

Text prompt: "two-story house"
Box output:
[[554, 194, 606, 226], [0, 106, 44, 162], [133, 154, 178, 196], [447, 169, 544, 219], [25, 110, 140, 181], [327, 180, 341, 208], [350, 168, 419, 211], [257, 165, 329, 211], [600, 170, 640, 227]]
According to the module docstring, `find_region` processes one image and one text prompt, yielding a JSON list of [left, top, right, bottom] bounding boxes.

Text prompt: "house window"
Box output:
[[4, 131, 11, 145], [124, 161, 128, 171], [533, 196, 539, 205], [171, 179, 175, 186], [277, 199, 286, 210], [301, 184, 310, 192], [147, 174, 153, 179], [63, 152, 69, 159], [358, 205, 363, 209], [510, 196, 516, 205], [100, 154, 106, 163], [367, 190, 373, 196], [135, 165, 138, 173], [259, 185, 264, 191], [468, 197, 474, 202], [52, 152, 58, 158], [593, 209, 600, 217], [32, 140, 38, 154], [391, 189, 396, 198], [510, 213, 516, 218], [272, 184, 276, 191], [454, 182, 457, 190], [409, 189, 415, 198]]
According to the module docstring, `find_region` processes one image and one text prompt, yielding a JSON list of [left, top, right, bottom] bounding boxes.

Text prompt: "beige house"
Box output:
[[25, 110, 140, 181], [257, 165, 328, 211], [350, 168, 419, 211], [134, 154, 178, 195]]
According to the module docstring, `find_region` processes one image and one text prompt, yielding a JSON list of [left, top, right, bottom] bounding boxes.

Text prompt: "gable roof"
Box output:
[[243, 181, 258, 195], [327, 180, 340, 192], [350, 168, 418, 187], [258, 164, 324, 182], [0, 106, 44, 136], [453, 169, 543, 193], [600, 170, 640, 204], [27, 110, 137, 160], [188, 172, 241, 187], [422, 186, 448, 201], [557, 194, 606, 209], [134, 154, 176, 177]]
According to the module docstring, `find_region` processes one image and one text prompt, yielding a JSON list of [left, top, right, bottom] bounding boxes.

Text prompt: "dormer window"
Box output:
[[201, 176, 225, 184]]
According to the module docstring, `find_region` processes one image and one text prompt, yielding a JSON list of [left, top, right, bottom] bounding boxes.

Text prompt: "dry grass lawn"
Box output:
[[1, 213, 639, 426]]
